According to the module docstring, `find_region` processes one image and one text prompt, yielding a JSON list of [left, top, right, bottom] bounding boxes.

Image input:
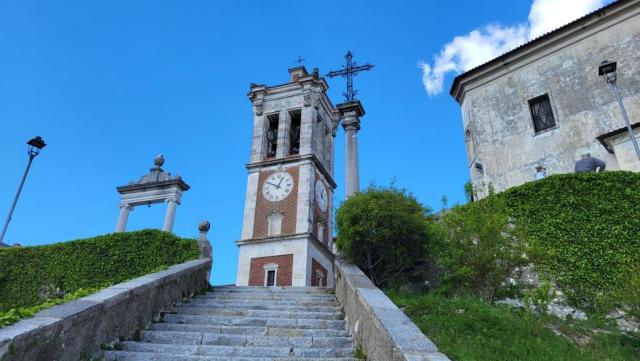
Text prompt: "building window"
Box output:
[[265, 113, 279, 158], [263, 263, 278, 287], [289, 110, 301, 155], [267, 211, 283, 236], [528, 94, 556, 133]]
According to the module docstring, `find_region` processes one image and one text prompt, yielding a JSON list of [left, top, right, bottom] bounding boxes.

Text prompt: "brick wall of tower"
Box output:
[[311, 258, 328, 287], [252, 167, 299, 239], [312, 172, 331, 248], [248, 254, 294, 286]]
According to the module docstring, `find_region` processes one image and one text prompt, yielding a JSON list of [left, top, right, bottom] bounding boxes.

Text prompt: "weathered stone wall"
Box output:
[[333, 258, 450, 361], [461, 7, 640, 193], [0, 258, 211, 361]]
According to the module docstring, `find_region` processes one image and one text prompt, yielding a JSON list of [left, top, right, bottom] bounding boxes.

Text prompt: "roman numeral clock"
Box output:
[[235, 66, 338, 288]]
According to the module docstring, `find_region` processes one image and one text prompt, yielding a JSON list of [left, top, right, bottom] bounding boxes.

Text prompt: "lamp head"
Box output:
[[599, 60, 617, 83], [27, 136, 46, 157]]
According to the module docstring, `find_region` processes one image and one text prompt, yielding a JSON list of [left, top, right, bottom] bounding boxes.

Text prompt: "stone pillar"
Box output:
[[162, 199, 178, 232], [337, 101, 365, 198], [198, 221, 213, 283], [115, 204, 133, 232], [198, 221, 212, 259]]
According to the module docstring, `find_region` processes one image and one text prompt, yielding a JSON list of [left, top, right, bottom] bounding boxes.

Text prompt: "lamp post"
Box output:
[[599, 60, 640, 161], [0, 136, 47, 243]]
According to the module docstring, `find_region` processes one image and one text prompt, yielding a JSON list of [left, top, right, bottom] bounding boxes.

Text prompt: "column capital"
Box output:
[[336, 100, 365, 117], [337, 100, 364, 132], [119, 203, 134, 211], [165, 197, 180, 205]]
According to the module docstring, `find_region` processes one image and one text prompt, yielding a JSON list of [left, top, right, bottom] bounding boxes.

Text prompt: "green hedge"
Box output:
[[500, 171, 640, 313], [0, 229, 199, 312]]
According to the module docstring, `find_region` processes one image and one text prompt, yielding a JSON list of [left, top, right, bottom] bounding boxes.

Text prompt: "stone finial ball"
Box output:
[[154, 154, 165, 167], [198, 221, 211, 232]]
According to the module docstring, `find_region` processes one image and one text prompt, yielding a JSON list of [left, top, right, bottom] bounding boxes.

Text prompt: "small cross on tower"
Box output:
[[326, 51, 374, 102]]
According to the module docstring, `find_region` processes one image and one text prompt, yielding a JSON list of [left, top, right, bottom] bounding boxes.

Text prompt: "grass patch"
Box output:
[[387, 290, 640, 361]]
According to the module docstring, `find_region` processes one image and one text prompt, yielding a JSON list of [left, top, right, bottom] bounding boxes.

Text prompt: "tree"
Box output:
[[436, 185, 526, 303], [335, 185, 432, 287]]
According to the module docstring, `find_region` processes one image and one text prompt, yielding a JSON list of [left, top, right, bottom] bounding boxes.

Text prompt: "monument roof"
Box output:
[[450, 0, 636, 102], [117, 154, 190, 193]]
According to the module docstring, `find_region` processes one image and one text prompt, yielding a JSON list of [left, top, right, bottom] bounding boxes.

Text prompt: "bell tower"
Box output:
[[236, 66, 338, 287]]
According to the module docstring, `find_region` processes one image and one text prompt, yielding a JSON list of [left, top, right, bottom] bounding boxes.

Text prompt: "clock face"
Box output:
[[315, 180, 328, 212], [262, 171, 294, 202]]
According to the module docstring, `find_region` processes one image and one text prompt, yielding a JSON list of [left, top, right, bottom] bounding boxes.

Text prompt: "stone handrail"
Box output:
[[334, 257, 451, 361], [0, 257, 211, 361]]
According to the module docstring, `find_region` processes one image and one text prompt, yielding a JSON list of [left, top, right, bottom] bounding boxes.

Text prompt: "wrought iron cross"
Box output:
[[294, 55, 305, 65], [326, 51, 374, 102]]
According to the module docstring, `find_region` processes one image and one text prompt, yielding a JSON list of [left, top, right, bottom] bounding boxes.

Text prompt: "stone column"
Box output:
[[115, 204, 133, 232], [337, 101, 365, 198], [162, 199, 178, 232]]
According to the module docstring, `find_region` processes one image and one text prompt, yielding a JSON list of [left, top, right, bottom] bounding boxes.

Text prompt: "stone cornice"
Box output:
[[246, 154, 337, 189], [116, 178, 190, 193], [236, 233, 335, 260]]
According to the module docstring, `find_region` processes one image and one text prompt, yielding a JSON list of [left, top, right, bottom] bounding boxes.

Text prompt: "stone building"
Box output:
[[450, 0, 640, 194], [236, 67, 339, 287]]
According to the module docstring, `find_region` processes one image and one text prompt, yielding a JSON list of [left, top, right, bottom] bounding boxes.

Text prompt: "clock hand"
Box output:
[[266, 181, 280, 188], [277, 177, 285, 187]]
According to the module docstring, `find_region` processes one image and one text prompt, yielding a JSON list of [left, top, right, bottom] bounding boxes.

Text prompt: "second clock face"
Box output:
[[315, 180, 328, 212], [262, 171, 294, 202]]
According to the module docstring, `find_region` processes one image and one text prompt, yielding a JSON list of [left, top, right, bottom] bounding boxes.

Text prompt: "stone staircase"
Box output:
[[104, 286, 359, 361]]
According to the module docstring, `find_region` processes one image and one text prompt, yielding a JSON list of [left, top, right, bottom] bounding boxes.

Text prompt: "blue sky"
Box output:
[[0, 0, 598, 284]]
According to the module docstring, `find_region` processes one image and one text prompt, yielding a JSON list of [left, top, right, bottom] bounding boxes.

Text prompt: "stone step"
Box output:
[[190, 297, 340, 308], [105, 350, 360, 361], [184, 299, 341, 313], [198, 293, 337, 302], [121, 342, 354, 357], [210, 286, 333, 295], [148, 323, 350, 338], [163, 314, 346, 330], [175, 307, 343, 320], [140, 331, 353, 349]]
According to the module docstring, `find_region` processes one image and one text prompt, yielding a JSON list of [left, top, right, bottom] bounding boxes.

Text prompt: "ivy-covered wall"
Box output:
[[0, 229, 199, 312], [500, 171, 640, 312]]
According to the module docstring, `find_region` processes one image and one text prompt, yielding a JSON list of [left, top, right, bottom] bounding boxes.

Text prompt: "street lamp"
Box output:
[[599, 60, 640, 160], [0, 136, 47, 244]]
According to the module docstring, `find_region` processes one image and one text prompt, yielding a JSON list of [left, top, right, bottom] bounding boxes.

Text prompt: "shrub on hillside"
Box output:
[[0, 229, 199, 312], [435, 185, 527, 303], [502, 171, 640, 314], [335, 185, 433, 287]]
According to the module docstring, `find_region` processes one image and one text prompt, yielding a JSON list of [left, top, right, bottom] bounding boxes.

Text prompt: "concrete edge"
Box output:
[[334, 257, 451, 361], [0, 258, 211, 361]]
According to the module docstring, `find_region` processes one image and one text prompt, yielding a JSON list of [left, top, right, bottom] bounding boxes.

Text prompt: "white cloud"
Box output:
[[421, 0, 608, 96]]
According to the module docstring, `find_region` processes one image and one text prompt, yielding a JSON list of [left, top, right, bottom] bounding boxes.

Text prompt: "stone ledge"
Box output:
[[0, 258, 211, 361], [334, 257, 451, 361]]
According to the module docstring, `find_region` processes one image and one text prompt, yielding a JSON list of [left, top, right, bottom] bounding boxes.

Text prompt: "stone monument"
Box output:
[[115, 155, 190, 233]]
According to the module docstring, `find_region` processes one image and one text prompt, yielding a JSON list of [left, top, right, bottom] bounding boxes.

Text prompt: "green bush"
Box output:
[[500, 171, 640, 313], [0, 229, 199, 312], [435, 185, 527, 303], [335, 185, 434, 288]]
